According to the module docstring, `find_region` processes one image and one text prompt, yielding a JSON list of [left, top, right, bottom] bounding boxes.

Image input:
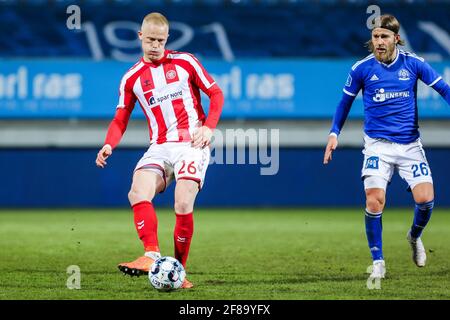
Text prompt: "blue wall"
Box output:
[[1, 147, 449, 208], [1, 60, 449, 119]]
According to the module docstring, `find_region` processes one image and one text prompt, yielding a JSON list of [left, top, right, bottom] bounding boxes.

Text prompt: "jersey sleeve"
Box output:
[[104, 108, 132, 149], [431, 77, 450, 106], [329, 65, 363, 136], [116, 74, 137, 112], [416, 59, 442, 87], [104, 72, 137, 149], [186, 54, 217, 93], [185, 54, 224, 129], [329, 92, 356, 136], [342, 66, 363, 97], [203, 84, 224, 130]]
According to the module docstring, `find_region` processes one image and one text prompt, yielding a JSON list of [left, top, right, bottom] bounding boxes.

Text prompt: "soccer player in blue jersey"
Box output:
[[323, 14, 450, 279]]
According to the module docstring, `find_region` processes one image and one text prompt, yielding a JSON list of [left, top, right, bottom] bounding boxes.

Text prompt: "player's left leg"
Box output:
[[173, 179, 199, 289], [171, 142, 210, 288], [398, 139, 434, 267], [411, 182, 434, 238], [408, 182, 434, 267], [174, 179, 198, 266]]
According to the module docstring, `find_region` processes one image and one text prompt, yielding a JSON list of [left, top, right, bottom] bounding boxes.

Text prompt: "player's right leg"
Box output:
[[361, 136, 394, 279], [118, 169, 165, 277], [365, 184, 387, 279]]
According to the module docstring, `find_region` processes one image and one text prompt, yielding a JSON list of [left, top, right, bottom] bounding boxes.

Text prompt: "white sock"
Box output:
[[145, 251, 161, 260]]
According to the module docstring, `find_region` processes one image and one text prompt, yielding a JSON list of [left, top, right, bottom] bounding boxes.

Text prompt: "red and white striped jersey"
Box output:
[[117, 50, 217, 144]]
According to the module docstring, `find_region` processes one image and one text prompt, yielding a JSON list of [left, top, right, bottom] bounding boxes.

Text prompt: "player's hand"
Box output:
[[192, 126, 213, 149], [323, 135, 338, 164], [95, 144, 112, 168]]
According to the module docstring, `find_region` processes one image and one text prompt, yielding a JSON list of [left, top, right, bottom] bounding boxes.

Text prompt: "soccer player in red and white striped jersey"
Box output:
[[95, 12, 224, 288]]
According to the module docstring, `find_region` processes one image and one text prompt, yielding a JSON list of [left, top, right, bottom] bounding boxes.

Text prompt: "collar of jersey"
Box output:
[[141, 50, 170, 66], [377, 48, 400, 68]]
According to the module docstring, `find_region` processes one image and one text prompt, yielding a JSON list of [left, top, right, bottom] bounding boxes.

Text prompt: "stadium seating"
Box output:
[[1, 1, 449, 59]]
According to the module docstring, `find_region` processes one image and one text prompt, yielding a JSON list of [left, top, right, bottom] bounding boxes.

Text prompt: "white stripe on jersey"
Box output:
[[343, 88, 356, 96], [175, 64, 199, 137], [117, 61, 145, 108], [133, 77, 159, 144], [428, 76, 442, 87], [150, 65, 180, 142], [169, 52, 215, 89], [351, 54, 374, 71], [399, 50, 440, 86], [399, 50, 425, 62]]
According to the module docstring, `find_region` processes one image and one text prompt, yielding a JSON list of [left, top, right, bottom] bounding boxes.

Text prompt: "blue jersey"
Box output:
[[340, 49, 442, 144]]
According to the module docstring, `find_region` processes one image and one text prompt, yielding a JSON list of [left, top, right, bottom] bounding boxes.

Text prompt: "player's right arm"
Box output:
[[95, 107, 133, 168], [95, 74, 137, 168], [323, 66, 362, 164]]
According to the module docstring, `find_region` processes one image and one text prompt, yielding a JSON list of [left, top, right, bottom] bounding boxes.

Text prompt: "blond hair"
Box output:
[[141, 12, 169, 29], [366, 14, 405, 52]]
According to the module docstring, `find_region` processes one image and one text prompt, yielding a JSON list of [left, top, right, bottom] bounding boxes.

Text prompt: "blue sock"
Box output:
[[410, 200, 434, 239], [365, 210, 383, 261]]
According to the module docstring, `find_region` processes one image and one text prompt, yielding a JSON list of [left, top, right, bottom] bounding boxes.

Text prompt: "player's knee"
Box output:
[[127, 189, 141, 204], [174, 198, 194, 214], [412, 183, 434, 204], [415, 195, 434, 205], [366, 196, 385, 213], [128, 188, 153, 205]]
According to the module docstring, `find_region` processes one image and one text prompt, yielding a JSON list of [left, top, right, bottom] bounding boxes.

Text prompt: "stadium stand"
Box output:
[[1, 0, 449, 59]]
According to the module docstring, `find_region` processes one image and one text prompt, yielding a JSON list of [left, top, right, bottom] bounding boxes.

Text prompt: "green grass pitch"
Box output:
[[0, 208, 449, 300]]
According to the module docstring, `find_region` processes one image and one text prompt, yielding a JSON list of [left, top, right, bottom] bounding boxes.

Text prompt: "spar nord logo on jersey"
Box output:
[[372, 88, 410, 102], [148, 90, 183, 106]]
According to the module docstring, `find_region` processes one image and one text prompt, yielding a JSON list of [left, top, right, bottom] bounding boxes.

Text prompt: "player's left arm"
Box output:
[[431, 79, 450, 105], [417, 59, 450, 105], [191, 84, 224, 148], [188, 55, 224, 148]]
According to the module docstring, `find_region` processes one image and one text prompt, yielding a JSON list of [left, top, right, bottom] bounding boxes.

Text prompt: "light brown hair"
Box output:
[[366, 14, 405, 52]]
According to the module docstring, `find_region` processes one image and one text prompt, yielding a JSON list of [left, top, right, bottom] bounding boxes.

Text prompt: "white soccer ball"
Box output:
[[149, 256, 186, 291]]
